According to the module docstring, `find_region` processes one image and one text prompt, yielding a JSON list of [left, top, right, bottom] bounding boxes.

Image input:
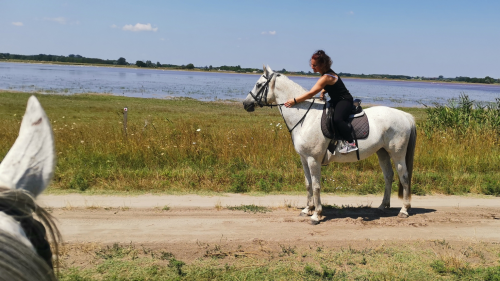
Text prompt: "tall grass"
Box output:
[[0, 92, 498, 195], [422, 94, 500, 137]]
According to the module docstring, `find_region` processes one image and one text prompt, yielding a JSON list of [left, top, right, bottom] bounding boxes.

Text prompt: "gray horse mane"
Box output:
[[0, 231, 56, 281], [0, 186, 61, 278]]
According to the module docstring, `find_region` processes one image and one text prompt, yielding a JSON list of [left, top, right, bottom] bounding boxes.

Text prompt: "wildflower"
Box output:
[[192, 142, 196, 145], [161, 153, 164, 155], [62, 116, 65, 118], [276, 123, 280, 127], [196, 128, 201, 132], [80, 140, 84, 144]]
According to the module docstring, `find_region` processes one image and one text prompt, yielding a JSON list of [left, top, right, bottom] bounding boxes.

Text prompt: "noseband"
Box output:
[[248, 73, 315, 134]]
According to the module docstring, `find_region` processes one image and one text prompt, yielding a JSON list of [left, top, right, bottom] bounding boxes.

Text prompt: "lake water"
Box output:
[[1, 62, 499, 107]]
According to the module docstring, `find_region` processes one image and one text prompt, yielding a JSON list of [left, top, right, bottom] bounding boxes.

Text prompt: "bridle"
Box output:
[[247, 73, 315, 133], [248, 73, 279, 108]]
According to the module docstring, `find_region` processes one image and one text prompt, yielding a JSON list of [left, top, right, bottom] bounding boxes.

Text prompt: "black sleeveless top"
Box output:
[[323, 69, 352, 102]]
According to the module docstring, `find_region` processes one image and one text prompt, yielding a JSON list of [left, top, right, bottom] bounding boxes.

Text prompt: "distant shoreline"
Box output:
[[2, 60, 499, 86]]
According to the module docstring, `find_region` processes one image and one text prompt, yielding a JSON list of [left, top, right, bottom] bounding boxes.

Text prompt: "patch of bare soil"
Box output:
[[40, 194, 500, 265]]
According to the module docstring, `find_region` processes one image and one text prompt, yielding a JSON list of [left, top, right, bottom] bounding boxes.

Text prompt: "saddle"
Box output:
[[321, 99, 370, 159]]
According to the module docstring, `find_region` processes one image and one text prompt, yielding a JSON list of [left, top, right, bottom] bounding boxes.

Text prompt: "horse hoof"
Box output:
[[398, 212, 409, 218], [309, 220, 320, 225], [299, 212, 308, 217]]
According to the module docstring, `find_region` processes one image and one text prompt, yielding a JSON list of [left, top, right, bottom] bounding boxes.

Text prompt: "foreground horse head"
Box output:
[[0, 96, 60, 280], [243, 65, 279, 112], [243, 67, 417, 225]]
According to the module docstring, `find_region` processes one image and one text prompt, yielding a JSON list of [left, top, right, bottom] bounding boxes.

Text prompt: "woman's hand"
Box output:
[[320, 90, 326, 101], [284, 98, 297, 108]]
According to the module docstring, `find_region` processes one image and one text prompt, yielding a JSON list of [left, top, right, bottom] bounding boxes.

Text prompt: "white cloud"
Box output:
[[123, 23, 158, 32], [261, 31, 276, 35], [110, 24, 118, 28], [12, 22, 23, 26], [160, 38, 165, 41], [348, 11, 354, 15], [44, 17, 67, 24]]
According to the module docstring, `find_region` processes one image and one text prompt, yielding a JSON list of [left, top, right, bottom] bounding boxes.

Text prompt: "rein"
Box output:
[[248, 73, 316, 133], [278, 100, 315, 133]]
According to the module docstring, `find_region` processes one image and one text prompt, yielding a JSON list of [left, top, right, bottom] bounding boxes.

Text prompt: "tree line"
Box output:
[[1, 52, 498, 84], [0, 53, 117, 65]]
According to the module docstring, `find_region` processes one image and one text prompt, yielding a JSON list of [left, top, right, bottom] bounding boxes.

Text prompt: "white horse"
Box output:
[[243, 66, 417, 225], [0, 96, 60, 280]]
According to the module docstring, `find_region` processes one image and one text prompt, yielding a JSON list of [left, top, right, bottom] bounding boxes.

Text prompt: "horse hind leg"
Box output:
[[394, 157, 411, 218], [376, 148, 393, 211]]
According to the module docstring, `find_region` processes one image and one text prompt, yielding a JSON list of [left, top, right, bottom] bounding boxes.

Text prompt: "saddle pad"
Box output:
[[349, 113, 369, 139], [321, 106, 370, 140], [321, 104, 334, 139]]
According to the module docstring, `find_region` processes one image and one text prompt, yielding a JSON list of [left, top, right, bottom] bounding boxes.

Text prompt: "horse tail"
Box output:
[[399, 115, 417, 199]]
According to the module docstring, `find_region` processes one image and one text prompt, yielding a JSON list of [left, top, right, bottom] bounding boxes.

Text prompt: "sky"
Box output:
[[1, 0, 499, 78]]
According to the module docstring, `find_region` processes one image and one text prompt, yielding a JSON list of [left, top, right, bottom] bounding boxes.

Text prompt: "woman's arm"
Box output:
[[284, 75, 337, 107]]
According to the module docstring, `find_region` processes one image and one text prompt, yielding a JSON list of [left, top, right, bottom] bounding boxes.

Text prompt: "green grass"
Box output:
[[226, 204, 271, 213], [57, 241, 500, 280], [1, 92, 499, 196]]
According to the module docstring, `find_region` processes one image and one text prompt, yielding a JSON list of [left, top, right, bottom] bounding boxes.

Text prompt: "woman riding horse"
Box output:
[[284, 50, 358, 154]]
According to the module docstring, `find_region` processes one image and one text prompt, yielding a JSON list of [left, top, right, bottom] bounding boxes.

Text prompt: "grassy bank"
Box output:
[[58, 241, 500, 280], [0, 92, 499, 195]]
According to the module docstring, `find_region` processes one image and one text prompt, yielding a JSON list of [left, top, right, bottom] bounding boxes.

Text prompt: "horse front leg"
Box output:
[[300, 156, 314, 217], [308, 157, 322, 225]]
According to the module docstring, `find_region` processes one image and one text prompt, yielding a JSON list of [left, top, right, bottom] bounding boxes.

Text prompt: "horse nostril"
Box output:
[[243, 103, 255, 112]]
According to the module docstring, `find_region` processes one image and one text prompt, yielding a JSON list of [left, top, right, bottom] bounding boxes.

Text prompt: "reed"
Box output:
[[0, 92, 498, 195]]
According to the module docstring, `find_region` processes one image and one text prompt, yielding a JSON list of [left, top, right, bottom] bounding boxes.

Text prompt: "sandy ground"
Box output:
[[38, 194, 500, 263]]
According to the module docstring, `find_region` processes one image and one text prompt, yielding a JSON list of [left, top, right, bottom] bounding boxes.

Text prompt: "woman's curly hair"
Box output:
[[311, 50, 332, 72]]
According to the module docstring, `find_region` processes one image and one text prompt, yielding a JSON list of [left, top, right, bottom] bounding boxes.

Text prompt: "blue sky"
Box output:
[[1, 0, 499, 78]]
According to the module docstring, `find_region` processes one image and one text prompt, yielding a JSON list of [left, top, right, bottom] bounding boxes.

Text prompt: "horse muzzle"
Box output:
[[243, 101, 255, 112]]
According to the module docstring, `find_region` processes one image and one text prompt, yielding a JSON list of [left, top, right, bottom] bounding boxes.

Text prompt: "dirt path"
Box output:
[[38, 194, 500, 262]]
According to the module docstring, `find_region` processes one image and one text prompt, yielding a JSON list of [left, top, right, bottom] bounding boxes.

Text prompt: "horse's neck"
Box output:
[[274, 76, 305, 104], [275, 77, 316, 132]]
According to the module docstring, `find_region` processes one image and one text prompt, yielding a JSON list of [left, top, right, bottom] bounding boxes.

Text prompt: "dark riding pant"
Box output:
[[332, 98, 354, 143]]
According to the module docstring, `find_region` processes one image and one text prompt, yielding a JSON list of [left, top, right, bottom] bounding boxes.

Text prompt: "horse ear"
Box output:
[[263, 64, 267, 76], [0, 96, 55, 197], [269, 73, 277, 93], [266, 65, 273, 74]]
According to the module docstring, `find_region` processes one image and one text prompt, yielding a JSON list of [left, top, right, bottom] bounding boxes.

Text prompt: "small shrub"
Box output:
[[227, 204, 271, 213], [168, 258, 186, 276], [69, 173, 90, 191], [230, 172, 248, 193], [482, 177, 500, 196], [160, 251, 174, 260], [431, 260, 447, 274]]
